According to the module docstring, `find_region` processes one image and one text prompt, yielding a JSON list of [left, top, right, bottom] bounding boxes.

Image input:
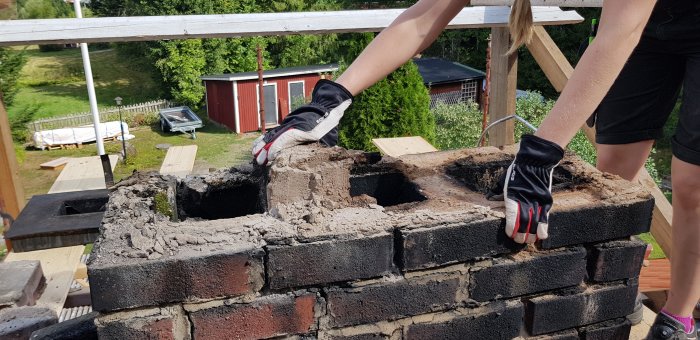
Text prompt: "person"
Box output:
[[252, 0, 696, 338], [509, 0, 700, 339]]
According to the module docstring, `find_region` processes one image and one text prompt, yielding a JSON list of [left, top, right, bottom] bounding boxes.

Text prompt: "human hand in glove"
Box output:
[[503, 134, 564, 244], [252, 79, 353, 165]]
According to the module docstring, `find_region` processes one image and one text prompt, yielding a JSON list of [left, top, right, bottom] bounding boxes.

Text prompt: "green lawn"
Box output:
[[8, 47, 162, 120], [16, 121, 257, 200]]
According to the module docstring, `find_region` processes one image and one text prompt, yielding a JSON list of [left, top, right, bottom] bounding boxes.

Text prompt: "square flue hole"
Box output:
[[178, 178, 266, 221], [60, 197, 108, 216], [445, 158, 589, 196], [350, 164, 426, 207]]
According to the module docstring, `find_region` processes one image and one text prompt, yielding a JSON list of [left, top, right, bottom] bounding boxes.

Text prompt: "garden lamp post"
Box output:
[[114, 97, 127, 163]]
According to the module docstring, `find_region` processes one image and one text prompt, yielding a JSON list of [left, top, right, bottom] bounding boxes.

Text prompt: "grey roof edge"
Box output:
[[201, 63, 339, 82]]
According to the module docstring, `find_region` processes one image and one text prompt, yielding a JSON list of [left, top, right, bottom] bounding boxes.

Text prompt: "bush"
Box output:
[[433, 101, 483, 150], [338, 61, 434, 151], [9, 105, 37, 143], [432, 91, 662, 182]]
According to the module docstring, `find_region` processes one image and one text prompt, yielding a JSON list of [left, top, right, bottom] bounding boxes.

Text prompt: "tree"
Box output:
[[338, 60, 434, 151], [0, 48, 27, 107]]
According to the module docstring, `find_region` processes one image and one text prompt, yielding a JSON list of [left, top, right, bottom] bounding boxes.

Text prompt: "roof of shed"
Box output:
[[414, 58, 486, 86], [201, 64, 339, 82]]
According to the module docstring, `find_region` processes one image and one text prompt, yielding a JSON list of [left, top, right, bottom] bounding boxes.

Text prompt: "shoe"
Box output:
[[629, 295, 644, 325], [647, 312, 698, 340]]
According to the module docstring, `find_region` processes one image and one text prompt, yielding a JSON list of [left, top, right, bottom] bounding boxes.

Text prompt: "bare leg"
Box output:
[[595, 141, 654, 181], [336, 0, 470, 95], [664, 157, 700, 316]]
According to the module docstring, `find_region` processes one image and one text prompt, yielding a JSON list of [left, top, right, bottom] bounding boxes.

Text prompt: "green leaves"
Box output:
[[0, 48, 27, 107], [338, 61, 434, 151]]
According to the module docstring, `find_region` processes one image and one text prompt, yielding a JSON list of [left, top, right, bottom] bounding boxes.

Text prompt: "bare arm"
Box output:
[[336, 0, 471, 96], [535, 0, 657, 147]]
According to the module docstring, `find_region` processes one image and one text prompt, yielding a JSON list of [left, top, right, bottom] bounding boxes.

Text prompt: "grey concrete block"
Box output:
[[0, 306, 57, 340], [0, 261, 45, 309]]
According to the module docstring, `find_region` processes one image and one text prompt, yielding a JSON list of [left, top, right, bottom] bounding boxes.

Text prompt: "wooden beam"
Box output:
[[0, 98, 25, 251], [527, 27, 674, 257], [0, 7, 583, 46], [526, 25, 573, 92], [487, 27, 517, 147], [472, 0, 603, 7]]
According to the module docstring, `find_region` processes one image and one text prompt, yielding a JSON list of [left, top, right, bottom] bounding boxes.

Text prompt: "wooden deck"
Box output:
[[639, 259, 671, 293]]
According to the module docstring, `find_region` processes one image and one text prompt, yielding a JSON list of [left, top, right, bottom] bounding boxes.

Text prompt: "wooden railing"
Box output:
[[27, 100, 173, 133]]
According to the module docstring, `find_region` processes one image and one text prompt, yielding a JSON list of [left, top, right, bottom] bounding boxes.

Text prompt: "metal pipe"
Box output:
[[478, 114, 538, 147], [73, 0, 105, 156]]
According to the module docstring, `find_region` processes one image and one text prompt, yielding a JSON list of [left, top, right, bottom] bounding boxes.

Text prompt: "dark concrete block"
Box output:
[[30, 312, 97, 340], [0, 261, 45, 308], [587, 239, 646, 282], [6, 190, 108, 252], [326, 276, 460, 327], [398, 216, 523, 271], [525, 282, 638, 335], [542, 200, 654, 249], [90, 248, 265, 312], [579, 318, 631, 340], [0, 306, 57, 340], [267, 235, 395, 290], [469, 247, 586, 302], [405, 302, 523, 340]]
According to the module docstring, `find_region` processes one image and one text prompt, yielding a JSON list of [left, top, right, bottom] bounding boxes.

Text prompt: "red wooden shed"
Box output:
[[202, 64, 338, 133]]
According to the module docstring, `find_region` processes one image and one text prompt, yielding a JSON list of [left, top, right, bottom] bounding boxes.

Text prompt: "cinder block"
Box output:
[[325, 275, 460, 327], [0, 260, 45, 308], [579, 318, 631, 340], [469, 247, 586, 301], [90, 248, 265, 312], [0, 306, 57, 340], [542, 200, 654, 249], [267, 235, 395, 290], [398, 216, 523, 271], [587, 239, 646, 282], [30, 312, 97, 340], [525, 281, 638, 335], [97, 306, 189, 340], [405, 301, 523, 340], [189, 293, 320, 340]]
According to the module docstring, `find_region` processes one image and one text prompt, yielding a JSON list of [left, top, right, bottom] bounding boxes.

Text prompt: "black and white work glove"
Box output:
[[504, 134, 564, 244], [252, 79, 353, 165]]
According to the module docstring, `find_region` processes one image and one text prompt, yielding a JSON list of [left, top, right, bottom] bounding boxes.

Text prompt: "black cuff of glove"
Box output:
[[312, 79, 354, 106], [516, 134, 565, 167]]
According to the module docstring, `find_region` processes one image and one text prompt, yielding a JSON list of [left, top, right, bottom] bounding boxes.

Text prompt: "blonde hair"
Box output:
[[507, 0, 534, 54]]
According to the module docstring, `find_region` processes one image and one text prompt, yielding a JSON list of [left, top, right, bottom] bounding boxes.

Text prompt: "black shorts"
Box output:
[[594, 3, 700, 165]]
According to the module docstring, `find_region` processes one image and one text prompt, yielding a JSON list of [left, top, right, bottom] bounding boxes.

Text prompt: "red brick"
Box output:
[[469, 247, 586, 301], [97, 307, 188, 340], [326, 275, 460, 327], [190, 293, 319, 340], [525, 281, 637, 335], [90, 249, 265, 312], [405, 301, 523, 340], [587, 239, 646, 282]]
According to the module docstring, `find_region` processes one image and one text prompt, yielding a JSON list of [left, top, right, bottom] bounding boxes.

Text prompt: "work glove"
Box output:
[[252, 79, 353, 165], [503, 134, 564, 244]]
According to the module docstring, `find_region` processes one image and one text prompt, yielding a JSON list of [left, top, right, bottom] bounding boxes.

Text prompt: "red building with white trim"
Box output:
[[201, 64, 338, 133]]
